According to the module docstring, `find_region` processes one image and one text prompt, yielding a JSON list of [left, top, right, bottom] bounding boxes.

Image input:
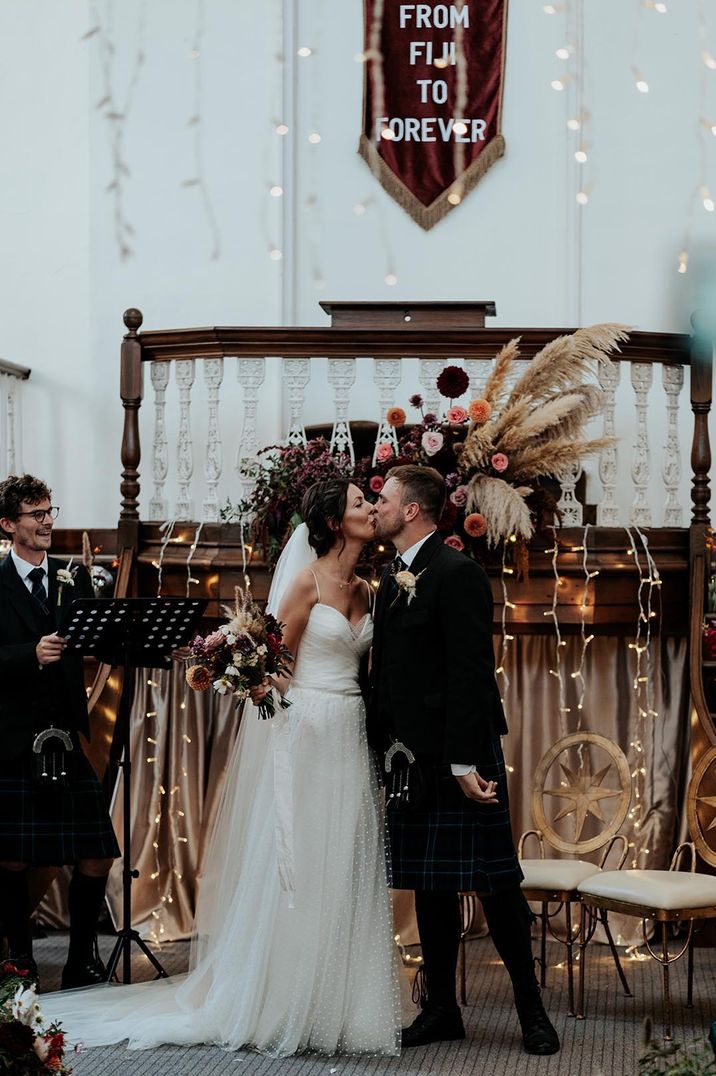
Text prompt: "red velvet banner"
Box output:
[[359, 0, 508, 229]]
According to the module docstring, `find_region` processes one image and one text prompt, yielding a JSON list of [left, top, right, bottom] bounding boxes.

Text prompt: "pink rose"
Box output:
[[450, 485, 468, 507], [491, 452, 509, 473], [421, 430, 444, 457], [446, 405, 468, 424], [376, 442, 394, 463], [204, 629, 226, 651], [369, 475, 384, 493], [444, 535, 465, 551]]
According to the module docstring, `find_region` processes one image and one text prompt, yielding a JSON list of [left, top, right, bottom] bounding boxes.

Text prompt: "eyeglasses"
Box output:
[[16, 507, 60, 523]]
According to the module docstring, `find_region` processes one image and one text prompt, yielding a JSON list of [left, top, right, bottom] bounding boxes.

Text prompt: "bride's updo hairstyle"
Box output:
[[301, 478, 351, 557]]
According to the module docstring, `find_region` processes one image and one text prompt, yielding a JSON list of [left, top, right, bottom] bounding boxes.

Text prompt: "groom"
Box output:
[[370, 465, 559, 1055]]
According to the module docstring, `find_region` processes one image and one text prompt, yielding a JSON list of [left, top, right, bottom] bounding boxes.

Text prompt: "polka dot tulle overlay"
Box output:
[[42, 607, 401, 1057]]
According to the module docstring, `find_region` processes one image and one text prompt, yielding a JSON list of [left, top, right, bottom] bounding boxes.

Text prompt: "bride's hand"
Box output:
[[249, 678, 271, 705], [455, 772, 499, 804]]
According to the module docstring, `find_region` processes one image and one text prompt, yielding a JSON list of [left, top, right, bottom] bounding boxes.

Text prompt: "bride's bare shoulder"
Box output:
[[280, 567, 318, 608]]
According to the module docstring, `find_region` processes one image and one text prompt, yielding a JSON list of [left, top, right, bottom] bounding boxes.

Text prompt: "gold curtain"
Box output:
[[39, 635, 688, 949]]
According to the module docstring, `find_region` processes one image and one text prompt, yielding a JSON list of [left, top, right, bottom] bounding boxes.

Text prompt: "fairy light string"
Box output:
[[543, 528, 570, 737]]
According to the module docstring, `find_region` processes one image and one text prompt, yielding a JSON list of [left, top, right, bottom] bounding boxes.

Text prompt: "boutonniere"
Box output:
[[393, 567, 426, 607], [56, 558, 78, 606]]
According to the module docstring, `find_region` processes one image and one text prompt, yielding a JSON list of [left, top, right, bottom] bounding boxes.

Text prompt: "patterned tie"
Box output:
[[28, 566, 49, 614]]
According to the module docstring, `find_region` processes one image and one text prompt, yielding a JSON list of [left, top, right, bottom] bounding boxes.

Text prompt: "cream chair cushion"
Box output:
[[520, 859, 601, 891], [578, 869, 716, 911]]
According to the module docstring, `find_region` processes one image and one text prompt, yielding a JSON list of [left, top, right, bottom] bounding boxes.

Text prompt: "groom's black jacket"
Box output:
[[368, 531, 507, 765], [0, 554, 94, 761]]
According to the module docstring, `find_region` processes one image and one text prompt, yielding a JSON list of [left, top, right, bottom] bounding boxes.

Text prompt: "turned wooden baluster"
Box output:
[[119, 308, 144, 547], [690, 318, 712, 527]]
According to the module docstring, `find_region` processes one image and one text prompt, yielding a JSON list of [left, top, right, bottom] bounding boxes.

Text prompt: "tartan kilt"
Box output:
[[387, 735, 523, 893], [0, 737, 120, 866]]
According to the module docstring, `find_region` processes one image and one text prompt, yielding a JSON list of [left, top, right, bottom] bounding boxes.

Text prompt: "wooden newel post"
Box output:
[[118, 307, 144, 550], [690, 313, 713, 529]]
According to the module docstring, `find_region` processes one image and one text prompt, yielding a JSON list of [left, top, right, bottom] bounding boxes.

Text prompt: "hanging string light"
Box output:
[[678, 1, 714, 273], [84, 0, 147, 260], [543, 529, 570, 737], [181, 0, 221, 260]]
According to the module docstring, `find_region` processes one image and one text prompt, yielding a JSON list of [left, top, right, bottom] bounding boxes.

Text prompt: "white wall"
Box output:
[[0, 0, 712, 525]]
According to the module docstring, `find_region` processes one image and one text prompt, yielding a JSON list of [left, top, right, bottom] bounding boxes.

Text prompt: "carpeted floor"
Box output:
[[33, 930, 716, 1076]]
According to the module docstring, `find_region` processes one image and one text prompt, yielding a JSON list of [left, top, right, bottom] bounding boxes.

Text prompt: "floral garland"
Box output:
[[232, 325, 627, 574]]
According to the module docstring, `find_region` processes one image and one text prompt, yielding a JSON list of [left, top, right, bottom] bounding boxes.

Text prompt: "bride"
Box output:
[[42, 478, 401, 1057]]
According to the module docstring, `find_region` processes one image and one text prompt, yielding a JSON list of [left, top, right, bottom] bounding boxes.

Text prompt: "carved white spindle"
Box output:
[[174, 359, 196, 520], [662, 364, 684, 527], [596, 361, 621, 526], [372, 358, 402, 463], [464, 358, 486, 399], [236, 357, 266, 500], [419, 358, 444, 418], [283, 358, 311, 445], [203, 358, 224, 521], [328, 358, 356, 462], [149, 361, 170, 520], [629, 362, 653, 527], [2, 375, 17, 474], [557, 460, 583, 525]]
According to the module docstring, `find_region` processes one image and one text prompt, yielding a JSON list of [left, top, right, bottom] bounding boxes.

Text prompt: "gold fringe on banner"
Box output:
[[358, 132, 506, 231]]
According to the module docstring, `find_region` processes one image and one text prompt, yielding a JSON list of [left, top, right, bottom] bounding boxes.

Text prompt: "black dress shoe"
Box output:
[[61, 954, 107, 990], [517, 999, 560, 1055], [401, 1005, 465, 1048]]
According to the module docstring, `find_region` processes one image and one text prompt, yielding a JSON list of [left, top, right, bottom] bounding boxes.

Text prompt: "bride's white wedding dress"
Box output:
[[42, 583, 401, 1056]]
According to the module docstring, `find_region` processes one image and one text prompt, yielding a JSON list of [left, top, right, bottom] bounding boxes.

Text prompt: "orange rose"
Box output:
[[464, 512, 487, 538], [386, 406, 406, 427], [186, 664, 212, 691], [468, 398, 492, 424]]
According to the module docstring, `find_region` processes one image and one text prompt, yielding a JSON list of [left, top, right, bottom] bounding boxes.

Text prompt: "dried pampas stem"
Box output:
[[509, 436, 613, 480], [466, 475, 534, 547], [482, 338, 521, 406]]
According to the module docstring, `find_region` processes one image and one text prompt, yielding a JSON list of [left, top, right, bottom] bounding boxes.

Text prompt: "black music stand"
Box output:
[[63, 596, 207, 984]]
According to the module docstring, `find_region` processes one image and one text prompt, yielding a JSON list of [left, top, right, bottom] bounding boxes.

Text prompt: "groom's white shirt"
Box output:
[[396, 531, 476, 778]]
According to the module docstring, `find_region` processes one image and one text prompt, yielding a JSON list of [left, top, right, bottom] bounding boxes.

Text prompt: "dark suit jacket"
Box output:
[[0, 554, 93, 760], [368, 531, 508, 765]]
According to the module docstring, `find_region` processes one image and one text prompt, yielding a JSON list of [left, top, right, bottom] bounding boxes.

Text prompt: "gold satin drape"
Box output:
[[38, 635, 688, 948]]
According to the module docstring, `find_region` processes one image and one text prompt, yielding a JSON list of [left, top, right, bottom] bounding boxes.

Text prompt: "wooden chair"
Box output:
[[519, 732, 633, 1015]]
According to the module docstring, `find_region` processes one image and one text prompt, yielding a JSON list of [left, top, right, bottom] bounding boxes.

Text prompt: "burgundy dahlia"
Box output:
[[409, 394, 424, 409], [0, 1020, 35, 1055], [436, 365, 469, 400]]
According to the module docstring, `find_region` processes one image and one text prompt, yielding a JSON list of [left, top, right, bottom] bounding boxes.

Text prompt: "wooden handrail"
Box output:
[[134, 324, 690, 364], [0, 358, 31, 380]]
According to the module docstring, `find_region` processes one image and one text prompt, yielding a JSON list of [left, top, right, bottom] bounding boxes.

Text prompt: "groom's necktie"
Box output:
[[28, 566, 49, 615]]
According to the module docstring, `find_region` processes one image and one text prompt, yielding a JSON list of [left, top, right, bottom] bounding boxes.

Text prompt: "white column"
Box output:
[[174, 359, 196, 521], [372, 358, 402, 463], [236, 357, 266, 500], [328, 358, 356, 462], [418, 358, 443, 418], [557, 460, 583, 525], [149, 361, 170, 520], [596, 361, 621, 526], [283, 357, 311, 445], [629, 362, 653, 527], [662, 364, 684, 527], [203, 358, 224, 522]]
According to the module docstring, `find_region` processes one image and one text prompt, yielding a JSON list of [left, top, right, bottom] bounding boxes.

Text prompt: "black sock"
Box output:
[[67, 870, 108, 966], [0, 866, 32, 959], [414, 889, 462, 1010], [481, 885, 541, 1008]]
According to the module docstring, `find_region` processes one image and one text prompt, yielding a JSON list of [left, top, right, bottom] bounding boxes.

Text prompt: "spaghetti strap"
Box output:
[[362, 576, 374, 612], [308, 567, 321, 602]]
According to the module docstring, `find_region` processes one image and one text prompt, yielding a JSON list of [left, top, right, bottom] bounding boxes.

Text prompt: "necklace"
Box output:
[[318, 567, 358, 590]]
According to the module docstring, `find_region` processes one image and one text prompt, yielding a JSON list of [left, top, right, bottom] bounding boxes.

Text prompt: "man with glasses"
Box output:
[[0, 474, 119, 989]]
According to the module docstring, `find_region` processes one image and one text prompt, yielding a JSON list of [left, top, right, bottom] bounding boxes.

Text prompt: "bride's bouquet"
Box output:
[[186, 586, 293, 720], [0, 964, 79, 1073]]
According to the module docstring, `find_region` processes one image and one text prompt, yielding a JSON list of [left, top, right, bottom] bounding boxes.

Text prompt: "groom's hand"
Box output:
[[455, 771, 499, 804]]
